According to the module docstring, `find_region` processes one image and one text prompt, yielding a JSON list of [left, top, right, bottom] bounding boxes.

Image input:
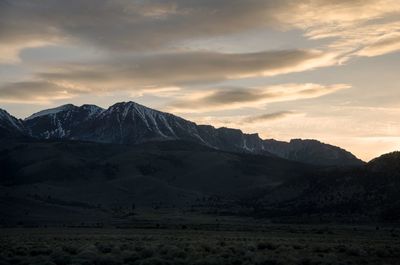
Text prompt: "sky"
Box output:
[[1, 0, 400, 161]]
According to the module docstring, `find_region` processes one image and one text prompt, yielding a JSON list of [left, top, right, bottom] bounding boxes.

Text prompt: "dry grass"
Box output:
[[0, 226, 399, 265]]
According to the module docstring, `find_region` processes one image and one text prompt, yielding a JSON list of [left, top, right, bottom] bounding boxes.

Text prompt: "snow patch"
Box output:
[[81, 104, 104, 119], [25, 104, 76, 121]]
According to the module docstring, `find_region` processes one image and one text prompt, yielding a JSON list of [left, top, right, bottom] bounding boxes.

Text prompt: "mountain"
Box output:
[[25, 102, 268, 153], [249, 151, 400, 222], [367, 151, 400, 174], [78, 102, 208, 145], [25, 104, 104, 139], [0, 109, 26, 137], [262, 139, 362, 166], [1, 101, 363, 166], [0, 138, 314, 224], [0, 136, 398, 224], [1, 102, 398, 224]]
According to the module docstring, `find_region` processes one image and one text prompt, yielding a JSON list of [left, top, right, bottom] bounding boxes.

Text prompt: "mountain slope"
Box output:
[[0, 109, 26, 137], [0, 137, 398, 223], [250, 151, 400, 221], [0, 138, 314, 223], [0, 138, 312, 196]]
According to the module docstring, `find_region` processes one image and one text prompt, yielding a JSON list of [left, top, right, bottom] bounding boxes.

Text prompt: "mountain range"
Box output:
[[1, 102, 399, 225], [1, 101, 363, 166]]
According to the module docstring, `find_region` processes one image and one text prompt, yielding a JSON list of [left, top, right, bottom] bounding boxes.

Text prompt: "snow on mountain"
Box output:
[[24, 104, 104, 139], [25, 104, 77, 121], [1, 101, 364, 166], [80, 104, 105, 118], [86, 101, 204, 144]]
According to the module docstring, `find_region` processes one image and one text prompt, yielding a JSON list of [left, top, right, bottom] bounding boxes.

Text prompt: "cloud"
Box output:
[[2, 0, 399, 64], [0, 48, 339, 103], [287, 0, 400, 27], [0, 41, 54, 64], [299, 2, 400, 61], [184, 111, 300, 131], [0, 0, 281, 62], [0, 81, 85, 103], [35, 49, 330, 90], [169, 83, 350, 113], [357, 33, 400, 57], [242, 111, 296, 123]]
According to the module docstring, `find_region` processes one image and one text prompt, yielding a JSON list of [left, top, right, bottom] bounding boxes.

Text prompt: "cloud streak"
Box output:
[[356, 32, 400, 57], [242, 111, 296, 123], [0, 81, 85, 103], [32, 49, 330, 91], [169, 83, 350, 113]]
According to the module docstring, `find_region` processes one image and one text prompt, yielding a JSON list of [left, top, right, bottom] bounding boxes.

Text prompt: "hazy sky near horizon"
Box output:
[[1, 0, 400, 161]]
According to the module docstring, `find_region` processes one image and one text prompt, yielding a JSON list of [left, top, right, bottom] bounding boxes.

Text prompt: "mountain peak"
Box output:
[[109, 101, 161, 113], [111, 101, 143, 107], [25, 104, 77, 121], [367, 151, 400, 173], [81, 104, 103, 109], [80, 104, 104, 117]]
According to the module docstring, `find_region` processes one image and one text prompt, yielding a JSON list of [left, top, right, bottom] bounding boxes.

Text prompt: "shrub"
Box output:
[[62, 245, 79, 255], [140, 257, 166, 265], [123, 252, 140, 264], [30, 248, 52, 256], [257, 242, 279, 251], [51, 253, 71, 265], [92, 255, 122, 265], [140, 248, 154, 259], [95, 243, 113, 254], [255, 257, 279, 265]]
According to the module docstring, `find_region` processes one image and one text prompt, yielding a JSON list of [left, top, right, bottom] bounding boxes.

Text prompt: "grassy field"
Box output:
[[1, 225, 399, 265]]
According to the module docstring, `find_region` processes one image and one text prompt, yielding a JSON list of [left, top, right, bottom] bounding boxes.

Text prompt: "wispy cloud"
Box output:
[[356, 32, 400, 57], [23, 49, 329, 93], [241, 111, 296, 124], [46, 50, 321, 81], [0, 81, 86, 104], [169, 83, 350, 113], [297, 1, 400, 62]]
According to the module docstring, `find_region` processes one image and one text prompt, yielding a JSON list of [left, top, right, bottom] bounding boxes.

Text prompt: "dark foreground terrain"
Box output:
[[1, 225, 400, 265]]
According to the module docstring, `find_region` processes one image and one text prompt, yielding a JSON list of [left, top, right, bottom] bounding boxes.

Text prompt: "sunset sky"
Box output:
[[1, 0, 400, 161]]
